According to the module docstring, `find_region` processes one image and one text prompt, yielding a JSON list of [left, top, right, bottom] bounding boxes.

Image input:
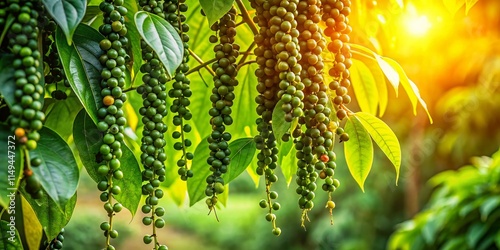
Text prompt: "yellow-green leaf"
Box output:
[[21, 196, 42, 250], [350, 59, 379, 115], [344, 115, 373, 192], [355, 112, 401, 184], [272, 99, 291, 144], [375, 55, 400, 95], [278, 139, 297, 186], [382, 57, 433, 123]]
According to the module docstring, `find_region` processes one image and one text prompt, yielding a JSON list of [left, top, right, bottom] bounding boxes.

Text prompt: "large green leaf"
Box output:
[[187, 137, 211, 206], [0, 220, 23, 250], [30, 127, 79, 209], [344, 115, 373, 192], [43, 97, 83, 141], [279, 141, 297, 186], [199, 0, 234, 27], [382, 57, 433, 123], [134, 11, 184, 77], [223, 138, 256, 184], [123, 0, 142, 83], [272, 100, 291, 145], [42, 0, 87, 44], [0, 53, 15, 107], [56, 24, 104, 125], [355, 112, 401, 184], [0, 124, 23, 209], [73, 110, 142, 216], [350, 59, 379, 115]]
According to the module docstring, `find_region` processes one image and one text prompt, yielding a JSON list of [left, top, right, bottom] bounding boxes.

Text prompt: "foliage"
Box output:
[[389, 148, 500, 250], [0, 0, 434, 249]]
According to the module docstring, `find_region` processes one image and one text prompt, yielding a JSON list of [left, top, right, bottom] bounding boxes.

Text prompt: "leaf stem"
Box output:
[[235, 0, 259, 35], [186, 57, 217, 76]]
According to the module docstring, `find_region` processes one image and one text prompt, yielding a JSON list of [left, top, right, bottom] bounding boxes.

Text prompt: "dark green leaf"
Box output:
[[442, 237, 467, 250], [56, 24, 104, 125], [30, 127, 79, 209], [134, 11, 184, 77], [344, 115, 373, 192], [43, 97, 83, 141], [0, 220, 23, 250], [199, 0, 234, 27], [81, 6, 100, 23], [21, 189, 76, 241], [223, 138, 256, 184], [42, 0, 87, 44], [187, 137, 211, 206], [0, 124, 23, 209], [480, 196, 500, 221], [272, 100, 291, 145], [123, 1, 142, 83], [0, 53, 16, 107], [355, 112, 401, 184], [467, 222, 488, 248], [73, 110, 142, 216]]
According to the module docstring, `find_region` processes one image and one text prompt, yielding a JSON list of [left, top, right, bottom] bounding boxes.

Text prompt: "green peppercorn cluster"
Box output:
[[44, 228, 65, 249], [5, 0, 45, 199], [205, 7, 239, 211], [249, 0, 282, 236], [294, 0, 338, 227], [164, 0, 194, 181], [136, 2, 169, 250], [323, 0, 352, 144], [0, 1, 7, 33], [41, 16, 69, 100], [96, 0, 129, 248]]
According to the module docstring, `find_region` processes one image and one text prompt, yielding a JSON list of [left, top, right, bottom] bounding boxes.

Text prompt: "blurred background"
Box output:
[[64, 0, 500, 249]]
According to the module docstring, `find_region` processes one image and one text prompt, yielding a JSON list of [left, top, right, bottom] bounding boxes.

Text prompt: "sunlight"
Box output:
[[405, 15, 432, 37], [403, 4, 433, 37]]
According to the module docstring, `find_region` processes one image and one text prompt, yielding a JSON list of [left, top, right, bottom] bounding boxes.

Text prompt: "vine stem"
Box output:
[[235, 0, 258, 35], [188, 49, 215, 76], [186, 57, 217, 76]]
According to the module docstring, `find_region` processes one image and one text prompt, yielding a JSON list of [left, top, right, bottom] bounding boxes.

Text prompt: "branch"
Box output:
[[186, 57, 217, 76], [235, 0, 259, 35], [188, 49, 216, 76]]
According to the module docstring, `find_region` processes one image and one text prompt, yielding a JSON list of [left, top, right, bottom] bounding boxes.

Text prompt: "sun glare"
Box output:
[[405, 15, 432, 37], [403, 4, 433, 37]]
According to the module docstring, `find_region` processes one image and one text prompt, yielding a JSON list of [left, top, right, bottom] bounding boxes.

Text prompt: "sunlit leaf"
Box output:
[[382, 57, 433, 123], [279, 141, 297, 186], [443, 0, 465, 15], [73, 110, 142, 216], [465, 0, 479, 15], [166, 178, 187, 206], [20, 196, 42, 250], [42, 0, 87, 44], [344, 115, 373, 192], [134, 11, 184, 77], [30, 127, 79, 209], [350, 59, 379, 115], [375, 55, 400, 94], [199, 0, 234, 27], [223, 138, 256, 184], [187, 137, 211, 206], [355, 112, 401, 184], [56, 24, 104, 125]]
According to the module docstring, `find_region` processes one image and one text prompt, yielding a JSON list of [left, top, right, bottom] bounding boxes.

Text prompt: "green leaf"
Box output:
[[0, 220, 23, 250], [21, 189, 77, 241], [73, 110, 142, 216], [43, 97, 83, 141], [30, 127, 79, 209], [279, 141, 297, 186], [382, 57, 433, 123], [223, 138, 256, 184], [20, 196, 42, 250], [375, 55, 400, 95], [465, 0, 479, 14], [344, 115, 373, 192], [123, 0, 142, 83], [0, 124, 23, 209], [350, 59, 379, 115], [187, 137, 211, 206], [272, 99, 291, 145], [134, 11, 184, 77], [199, 0, 234, 27], [81, 5, 100, 23], [467, 222, 488, 248], [0, 53, 15, 107], [56, 24, 104, 125], [42, 0, 87, 44], [480, 196, 500, 221], [354, 112, 401, 184]]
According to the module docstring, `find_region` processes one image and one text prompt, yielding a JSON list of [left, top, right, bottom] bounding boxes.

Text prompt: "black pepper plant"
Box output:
[[0, 0, 434, 249]]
